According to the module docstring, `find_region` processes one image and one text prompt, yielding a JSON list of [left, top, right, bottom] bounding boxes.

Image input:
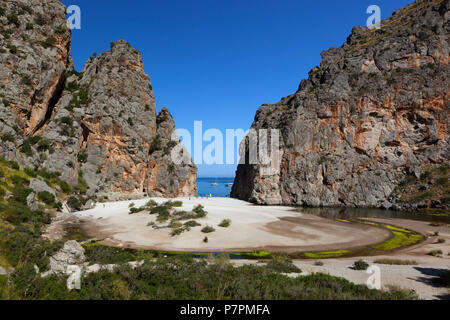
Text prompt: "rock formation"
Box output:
[[232, 0, 449, 210], [0, 1, 197, 200]]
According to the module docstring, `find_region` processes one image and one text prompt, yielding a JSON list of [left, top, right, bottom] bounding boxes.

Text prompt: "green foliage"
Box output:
[[127, 118, 134, 126], [67, 196, 81, 211], [37, 191, 55, 206], [37, 139, 51, 151], [77, 153, 88, 164], [58, 181, 72, 194], [19, 141, 32, 156], [184, 220, 201, 228], [192, 204, 207, 218], [266, 258, 301, 273], [149, 135, 162, 153], [60, 116, 74, 126], [42, 36, 56, 49], [1, 133, 14, 142], [218, 219, 231, 228], [7, 14, 20, 27], [66, 86, 90, 111], [427, 250, 443, 257], [7, 257, 418, 300], [65, 82, 79, 93], [24, 167, 37, 177], [34, 14, 47, 26], [75, 172, 88, 195], [353, 260, 370, 271], [10, 175, 29, 187], [201, 225, 215, 233]]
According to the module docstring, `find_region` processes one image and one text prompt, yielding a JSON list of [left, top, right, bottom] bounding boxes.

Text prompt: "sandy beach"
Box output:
[[74, 197, 391, 252], [63, 197, 450, 300]]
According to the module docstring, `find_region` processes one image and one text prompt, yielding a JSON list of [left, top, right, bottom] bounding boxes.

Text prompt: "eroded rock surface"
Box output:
[[0, 1, 197, 200], [232, 0, 449, 210]]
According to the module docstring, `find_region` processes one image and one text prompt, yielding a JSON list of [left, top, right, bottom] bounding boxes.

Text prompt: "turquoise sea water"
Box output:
[[196, 177, 234, 197]]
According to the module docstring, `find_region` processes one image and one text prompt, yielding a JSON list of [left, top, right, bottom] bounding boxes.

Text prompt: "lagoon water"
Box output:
[[196, 177, 234, 197]]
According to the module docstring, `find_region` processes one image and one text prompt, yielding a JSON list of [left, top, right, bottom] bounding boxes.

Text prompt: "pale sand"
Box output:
[[74, 197, 391, 252], [233, 218, 450, 300], [71, 198, 450, 300]]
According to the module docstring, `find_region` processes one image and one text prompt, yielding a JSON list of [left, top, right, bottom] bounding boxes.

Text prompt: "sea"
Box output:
[[196, 177, 235, 198]]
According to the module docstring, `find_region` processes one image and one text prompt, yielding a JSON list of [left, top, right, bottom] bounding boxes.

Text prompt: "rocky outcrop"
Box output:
[[0, 1, 197, 200], [232, 0, 449, 210], [0, 0, 71, 152], [42, 240, 85, 276]]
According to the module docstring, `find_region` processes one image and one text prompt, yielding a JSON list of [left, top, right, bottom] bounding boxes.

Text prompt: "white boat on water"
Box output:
[[211, 183, 219, 186], [225, 183, 233, 187]]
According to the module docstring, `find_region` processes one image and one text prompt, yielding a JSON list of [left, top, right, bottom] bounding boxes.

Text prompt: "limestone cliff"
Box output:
[[232, 0, 449, 210], [0, 1, 197, 200]]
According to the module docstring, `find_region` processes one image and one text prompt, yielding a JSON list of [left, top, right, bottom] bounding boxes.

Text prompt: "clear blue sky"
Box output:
[[62, 0, 412, 177]]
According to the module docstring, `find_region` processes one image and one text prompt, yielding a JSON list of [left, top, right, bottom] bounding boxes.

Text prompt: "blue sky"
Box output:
[[62, 0, 412, 177]]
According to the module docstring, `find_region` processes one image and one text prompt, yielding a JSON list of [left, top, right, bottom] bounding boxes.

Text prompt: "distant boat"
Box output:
[[225, 183, 233, 187], [211, 182, 219, 187]]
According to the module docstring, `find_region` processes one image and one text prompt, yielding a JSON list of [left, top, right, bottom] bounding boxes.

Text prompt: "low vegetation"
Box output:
[[374, 259, 418, 266], [218, 219, 231, 228], [353, 260, 370, 271], [427, 250, 443, 257], [201, 225, 215, 233], [265, 256, 301, 273], [1, 256, 418, 300]]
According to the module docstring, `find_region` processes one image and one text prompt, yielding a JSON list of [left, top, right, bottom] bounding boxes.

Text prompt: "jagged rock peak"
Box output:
[[0, 0, 198, 200], [232, 0, 449, 210]]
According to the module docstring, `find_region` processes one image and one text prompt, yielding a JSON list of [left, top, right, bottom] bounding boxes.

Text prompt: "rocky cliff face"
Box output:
[[232, 0, 449, 210], [0, 1, 197, 200]]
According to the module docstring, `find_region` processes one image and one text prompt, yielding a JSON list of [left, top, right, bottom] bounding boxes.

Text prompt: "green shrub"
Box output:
[[34, 14, 47, 26], [193, 204, 207, 218], [37, 139, 51, 151], [314, 261, 324, 266], [58, 181, 72, 194], [7, 14, 20, 27], [201, 225, 215, 233], [266, 259, 301, 273], [42, 36, 56, 49], [184, 220, 201, 228], [37, 191, 55, 206], [24, 167, 37, 177], [60, 116, 74, 126], [353, 260, 370, 270], [218, 219, 231, 228], [67, 196, 81, 211], [76, 173, 88, 194], [19, 141, 32, 156], [170, 228, 186, 237], [427, 250, 443, 257], [150, 135, 162, 153], [0, 168, 4, 178], [1, 133, 14, 142], [145, 200, 158, 208], [11, 175, 29, 187], [77, 153, 88, 163]]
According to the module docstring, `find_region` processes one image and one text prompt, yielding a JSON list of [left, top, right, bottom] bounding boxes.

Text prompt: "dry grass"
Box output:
[[374, 259, 418, 265]]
